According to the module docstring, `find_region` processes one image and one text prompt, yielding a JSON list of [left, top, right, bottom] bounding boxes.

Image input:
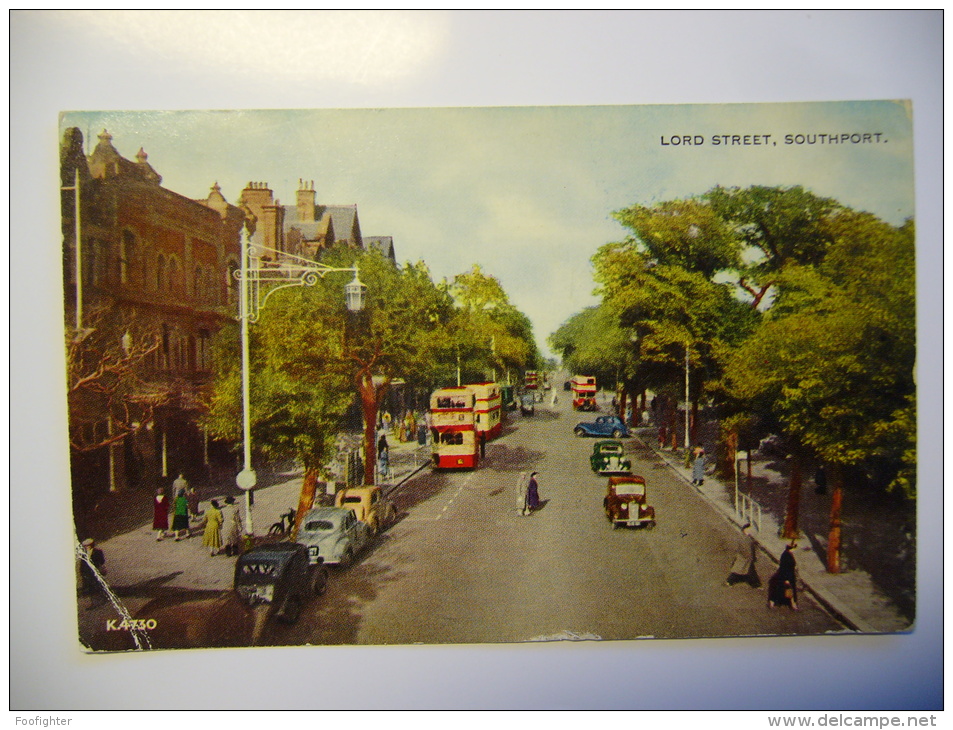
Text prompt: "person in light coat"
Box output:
[[221, 496, 243, 557]]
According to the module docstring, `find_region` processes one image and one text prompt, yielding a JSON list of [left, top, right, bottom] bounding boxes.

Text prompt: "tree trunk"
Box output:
[[782, 453, 802, 540], [291, 467, 320, 541], [826, 463, 843, 573], [690, 399, 699, 446], [357, 371, 390, 485]]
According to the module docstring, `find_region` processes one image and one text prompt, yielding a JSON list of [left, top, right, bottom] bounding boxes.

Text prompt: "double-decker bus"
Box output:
[[524, 371, 539, 390], [429, 387, 479, 469], [571, 375, 598, 411], [468, 382, 503, 441]]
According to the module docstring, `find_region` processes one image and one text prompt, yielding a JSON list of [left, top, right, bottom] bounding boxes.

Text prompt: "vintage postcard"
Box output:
[[61, 101, 916, 652]]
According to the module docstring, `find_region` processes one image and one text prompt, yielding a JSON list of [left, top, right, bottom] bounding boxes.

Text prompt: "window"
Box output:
[[120, 231, 135, 285]]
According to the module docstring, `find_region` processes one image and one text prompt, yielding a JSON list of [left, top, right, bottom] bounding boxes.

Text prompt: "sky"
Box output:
[[60, 101, 914, 358]]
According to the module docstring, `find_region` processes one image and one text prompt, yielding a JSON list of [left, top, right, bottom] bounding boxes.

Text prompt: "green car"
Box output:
[[590, 440, 632, 474]]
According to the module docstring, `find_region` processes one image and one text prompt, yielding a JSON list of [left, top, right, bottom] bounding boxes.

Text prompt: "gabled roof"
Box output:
[[364, 236, 395, 260]]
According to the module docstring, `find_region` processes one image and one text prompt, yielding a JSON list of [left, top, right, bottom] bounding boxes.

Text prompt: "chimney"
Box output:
[[296, 179, 316, 223]]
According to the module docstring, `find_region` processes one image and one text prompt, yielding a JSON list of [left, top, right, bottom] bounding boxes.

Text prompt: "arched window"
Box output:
[[120, 231, 136, 285], [168, 256, 181, 295]]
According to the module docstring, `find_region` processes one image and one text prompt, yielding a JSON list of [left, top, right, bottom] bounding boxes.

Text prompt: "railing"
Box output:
[[734, 490, 763, 533]]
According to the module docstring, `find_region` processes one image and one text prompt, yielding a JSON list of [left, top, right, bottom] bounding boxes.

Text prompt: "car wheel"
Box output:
[[278, 594, 302, 624], [574, 427, 585, 437], [311, 568, 330, 597], [612, 429, 622, 438]]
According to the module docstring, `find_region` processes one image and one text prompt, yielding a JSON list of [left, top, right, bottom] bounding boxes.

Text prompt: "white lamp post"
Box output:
[[234, 231, 367, 536]]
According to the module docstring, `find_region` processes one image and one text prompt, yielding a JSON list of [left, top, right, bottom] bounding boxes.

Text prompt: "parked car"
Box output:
[[589, 440, 632, 474], [574, 414, 629, 438], [335, 486, 397, 535], [520, 394, 535, 416], [296, 506, 371, 567], [233, 543, 329, 624], [603, 475, 655, 529]]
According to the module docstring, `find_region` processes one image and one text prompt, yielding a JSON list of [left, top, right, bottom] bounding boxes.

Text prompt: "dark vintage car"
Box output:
[[573, 414, 629, 438], [234, 543, 329, 624], [590, 440, 632, 474], [603, 475, 655, 529]]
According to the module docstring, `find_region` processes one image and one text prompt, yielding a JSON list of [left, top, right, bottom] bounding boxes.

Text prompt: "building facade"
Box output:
[[62, 128, 246, 500]]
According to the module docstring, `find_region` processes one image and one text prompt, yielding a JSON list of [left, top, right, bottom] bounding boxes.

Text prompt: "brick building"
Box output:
[[61, 128, 246, 499]]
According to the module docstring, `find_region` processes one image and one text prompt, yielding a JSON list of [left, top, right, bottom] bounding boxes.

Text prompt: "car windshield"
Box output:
[[304, 520, 335, 532], [341, 496, 362, 505], [240, 561, 278, 576], [600, 445, 622, 454]]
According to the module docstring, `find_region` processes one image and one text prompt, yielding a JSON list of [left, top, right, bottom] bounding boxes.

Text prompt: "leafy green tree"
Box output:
[[449, 265, 540, 384], [722, 212, 915, 565], [705, 185, 842, 308]]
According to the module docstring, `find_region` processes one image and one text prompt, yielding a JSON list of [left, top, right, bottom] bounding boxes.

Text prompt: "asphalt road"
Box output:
[[267, 395, 845, 647]]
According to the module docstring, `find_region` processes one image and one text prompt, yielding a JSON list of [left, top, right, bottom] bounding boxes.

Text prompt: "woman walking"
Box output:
[[152, 488, 170, 541], [768, 542, 799, 609], [526, 472, 541, 513], [171, 489, 191, 540], [220, 496, 243, 557], [202, 499, 224, 556]]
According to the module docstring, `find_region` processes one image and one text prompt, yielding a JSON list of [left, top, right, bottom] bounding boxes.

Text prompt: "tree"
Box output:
[[705, 185, 842, 308], [67, 307, 166, 456], [449, 265, 540, 383], [592, 206, 756, 442], [722, 212, 915, 566]]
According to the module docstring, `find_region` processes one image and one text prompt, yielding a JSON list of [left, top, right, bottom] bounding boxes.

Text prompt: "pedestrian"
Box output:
[[814, 464, 828, 495], [516, 471, 528, 516], [726, 523, 761, 588], [768, 542, 799, 609], [202, 499, 224, 556], [172, 472, 188, 502], [658, 424, 667, 449], [186, 486, 201, 519], [551, 390, 558, 407], [79, 538, 107, 607], [221, 496, 243, 557], [526, 471, 541, 513], [152, 488, 169, 541], [377, 444, 390, 481], [171, 488, 191, 540], [479, 431, 486, 459], [692, 447, 706, 486]]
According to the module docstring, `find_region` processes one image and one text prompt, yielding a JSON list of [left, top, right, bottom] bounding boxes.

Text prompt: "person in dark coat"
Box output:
[[768, 542, 799, 609], [526, 472, 541, 512], [814, 464, 828, 495], [79, 539, 107, 607]]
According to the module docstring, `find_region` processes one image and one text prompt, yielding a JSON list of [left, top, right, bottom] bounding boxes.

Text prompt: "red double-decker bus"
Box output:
[[468, 382, 503, 442], [571, 375, 598, 411], [429, 387, 479, 469]]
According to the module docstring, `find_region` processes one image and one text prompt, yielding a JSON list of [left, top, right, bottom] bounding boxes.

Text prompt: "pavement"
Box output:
[[78, 437, 431, 605], [77, 416, 910, 640], [638, 427, 910, 634]]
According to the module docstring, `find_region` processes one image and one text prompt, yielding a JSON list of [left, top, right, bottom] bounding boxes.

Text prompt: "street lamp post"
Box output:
[[234, 231, 366, 537]]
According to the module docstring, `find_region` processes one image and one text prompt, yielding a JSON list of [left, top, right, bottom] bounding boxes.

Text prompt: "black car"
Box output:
[[234, 542, 329, 624]]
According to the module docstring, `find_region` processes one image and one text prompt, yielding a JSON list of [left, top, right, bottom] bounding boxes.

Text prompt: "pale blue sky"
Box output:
[[61, 101, 914, 357]]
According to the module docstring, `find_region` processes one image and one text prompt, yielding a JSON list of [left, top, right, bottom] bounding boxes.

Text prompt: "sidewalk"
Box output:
[[88, 437, 431, 596], [638, 428, 910, 633]]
